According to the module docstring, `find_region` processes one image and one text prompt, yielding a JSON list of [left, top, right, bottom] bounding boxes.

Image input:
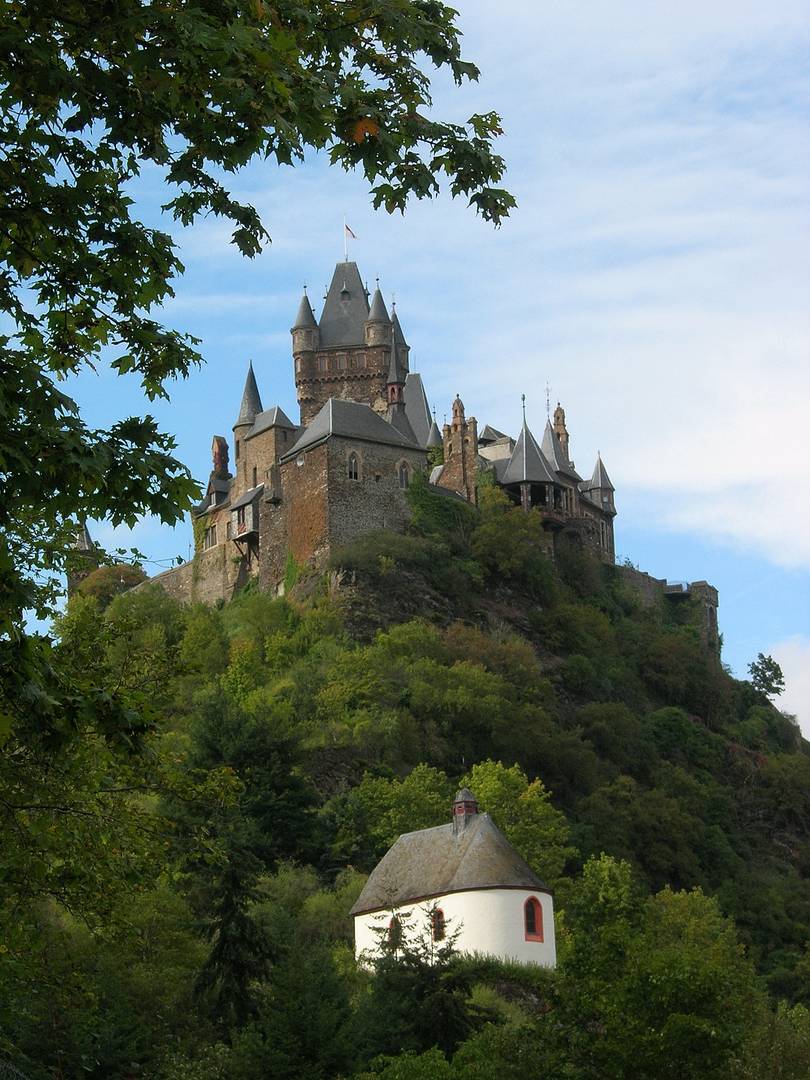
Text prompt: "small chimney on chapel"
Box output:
[[452, 788, 479, 834]]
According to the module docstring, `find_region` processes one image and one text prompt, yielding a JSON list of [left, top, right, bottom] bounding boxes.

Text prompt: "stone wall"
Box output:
[[295, 343, 391, 425], [142, 540, 249, 606], [616, 564, 667, 608], [326, 436, 425, 552]]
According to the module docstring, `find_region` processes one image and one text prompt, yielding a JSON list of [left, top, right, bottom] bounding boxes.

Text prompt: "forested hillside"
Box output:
[[3, 480, 809, 1079]]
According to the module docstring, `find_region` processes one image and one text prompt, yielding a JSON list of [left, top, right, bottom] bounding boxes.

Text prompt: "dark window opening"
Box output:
[[203, 525, 217, 550], [348, 452, 360, 481], [235, 440, 240, 460], [252, 466, 257, 487], [524, 897, 543, 942], [398, 462, 410, 489]]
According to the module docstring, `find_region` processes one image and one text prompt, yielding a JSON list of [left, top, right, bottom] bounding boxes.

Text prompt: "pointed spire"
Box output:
[[392, 309, 408, 348], [427, 419, 442, 448], [234, 361, 263, 428], [367, 286, 390, 324], [293, 287, 316, 329], [74, 520, 94, 552], [319, 261, 369, 347], [502, 417, 557, 485], [589, 452, 614, 492]]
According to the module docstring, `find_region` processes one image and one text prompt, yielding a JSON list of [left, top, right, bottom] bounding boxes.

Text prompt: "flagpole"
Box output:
[[343, 215, 348, 262]]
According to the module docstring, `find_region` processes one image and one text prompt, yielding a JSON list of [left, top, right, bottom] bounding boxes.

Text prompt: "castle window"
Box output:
[[252, 466, 257, 488], [317, 356, 328, 373], [524, 897, 543, 942], [432, 908, 446, 942], [338, 354, 347, 370], [388, 916, 402, 950], [398, 462, 410, 490], [235, 440, 240, 460], [295, 358, 302, 375], [203, 525, 217, 550], [347, 452, 360, 481]]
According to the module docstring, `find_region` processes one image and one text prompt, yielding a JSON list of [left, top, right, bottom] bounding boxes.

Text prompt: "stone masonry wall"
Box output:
[[142, 540, 249, 606], [296, 344, 390, 425], [326, 436, 425, 553]]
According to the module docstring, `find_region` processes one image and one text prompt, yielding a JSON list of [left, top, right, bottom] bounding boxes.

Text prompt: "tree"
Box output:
[[748, 653, 785, 697], [0, 0, 514, 760]]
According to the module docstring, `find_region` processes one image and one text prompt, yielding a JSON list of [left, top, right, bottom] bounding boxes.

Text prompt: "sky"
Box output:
[[68, 1, 810, 733]]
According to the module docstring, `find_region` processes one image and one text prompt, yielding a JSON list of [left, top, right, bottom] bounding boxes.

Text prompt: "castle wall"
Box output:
[[296, 345, 390, 426], [326, 437, 424, 551], [141, 541, 249, 606]]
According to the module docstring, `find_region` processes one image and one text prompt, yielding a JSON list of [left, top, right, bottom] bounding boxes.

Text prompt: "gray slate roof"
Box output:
[[541, 420, 581, 481], [393, 310, 408, 348], [74, 521, 94, 551], [427, 419, 443, 448], [318, 261, 369, 347], [403, 373, 433, 448], [388, 403, 419, 445], [479, 424, 508, 444], [293, 291, 317, 329], [349, 812, 549, 915], [584, 453, 614, 492], [234, 362, 263, 428], [502, 422, 559, 485], [229, 484, 264, 511], [246, 405, 297, 440], [367, 286, 390, 323], [282, 398, 418, 460]]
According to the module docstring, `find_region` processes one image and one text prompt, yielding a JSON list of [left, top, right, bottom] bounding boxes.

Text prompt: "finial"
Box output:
[[391, 290, 396, 310], [521, 392, 526, 422], [545, 381, 551, 419]]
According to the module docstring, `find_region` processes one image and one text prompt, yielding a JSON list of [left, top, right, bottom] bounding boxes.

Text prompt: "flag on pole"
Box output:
[[344, 223, 357, 240]]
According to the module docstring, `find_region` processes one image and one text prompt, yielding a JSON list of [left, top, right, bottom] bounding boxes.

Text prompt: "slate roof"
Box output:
[[430, 464, 445, 484], [393, 310, 408, 348], [246, 405, 297, 440], [349, 812, 549, 915], [502, 422, 559, 486], [479, 424, 508, 444], [541, 420, 581, 481], [403, 373, 433, 448], [584, 453, 614, 492], [367, 286, 390, 323], [229, 484, 264, 511], [388, 404, 419, 445], [282, 398, 418, 460], [426, 419, 443, 448], [318, 261, 369, 347], [234, 362, 263, 427], [292, 291, 317, 329], [74, 521, 94, 552]]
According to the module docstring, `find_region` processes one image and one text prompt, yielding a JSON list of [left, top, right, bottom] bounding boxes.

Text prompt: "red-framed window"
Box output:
[[524, 896, 544, 942], [432, 908, 446, 942]]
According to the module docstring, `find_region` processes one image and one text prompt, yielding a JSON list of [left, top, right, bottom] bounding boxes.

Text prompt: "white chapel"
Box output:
[[350, 788, 556, 968]]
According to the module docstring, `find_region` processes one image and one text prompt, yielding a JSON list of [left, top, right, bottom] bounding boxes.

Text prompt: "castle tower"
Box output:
[[293, 262, 398, 426], [66, 521, 100, 597], [438, 395, 478, 503], [233, 362, 262, 492]]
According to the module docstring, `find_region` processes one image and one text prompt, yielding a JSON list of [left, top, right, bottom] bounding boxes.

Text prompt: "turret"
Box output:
[[291, 288, 319, 359], [364, 285, 390, 347], [233, 361, 262, 482], [452, 788, 479, 834], [553, 402, 569, 457], [585, 452, 615, 515]]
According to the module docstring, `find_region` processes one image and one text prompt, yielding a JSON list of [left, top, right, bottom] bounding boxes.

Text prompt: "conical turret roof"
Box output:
[[427, 419, 442, 448], [502, 420, 558, 486], [393, 309, 408, 348], [587, 453, 614, 492], [292, 290, 317, 329], [318, 261, 369, 347], [234, 361, 263, 428], [367, 286, 390, 323]]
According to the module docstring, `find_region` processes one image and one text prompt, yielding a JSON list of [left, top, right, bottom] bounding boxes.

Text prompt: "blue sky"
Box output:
[[68, 1, 810, 731]]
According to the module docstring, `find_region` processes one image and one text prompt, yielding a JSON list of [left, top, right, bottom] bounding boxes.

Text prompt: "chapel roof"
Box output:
[[349, 812, 549, 915], [282, 398, 417, 459]]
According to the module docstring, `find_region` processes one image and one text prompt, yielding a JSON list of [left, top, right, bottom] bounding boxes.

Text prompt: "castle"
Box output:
[[146, 259, 618, 606]]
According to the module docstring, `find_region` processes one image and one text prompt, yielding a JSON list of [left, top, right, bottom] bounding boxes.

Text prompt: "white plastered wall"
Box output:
[[354, 888, 556, 968]]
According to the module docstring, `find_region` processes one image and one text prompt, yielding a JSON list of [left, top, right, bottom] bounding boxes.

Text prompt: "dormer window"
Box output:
[[524, 897, 543, 942]]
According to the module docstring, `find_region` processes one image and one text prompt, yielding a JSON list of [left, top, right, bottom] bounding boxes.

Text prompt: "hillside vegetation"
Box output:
[[3, 479, 809, 1079]]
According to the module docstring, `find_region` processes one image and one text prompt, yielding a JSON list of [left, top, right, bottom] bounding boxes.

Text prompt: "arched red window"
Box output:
[[524, 896, 544, 942], [387, 915, 402, 949], [432, 908, 446, 942]]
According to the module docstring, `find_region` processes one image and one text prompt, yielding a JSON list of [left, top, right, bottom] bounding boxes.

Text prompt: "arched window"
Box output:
[[398, 462, 410, 489], [388, 915, 402, 949], [524, 896, 544, 942], [432, 908, 446, 942], [347, 452, 360, 481]]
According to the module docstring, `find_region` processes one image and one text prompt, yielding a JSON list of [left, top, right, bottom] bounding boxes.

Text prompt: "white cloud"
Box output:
[[768, 636, 810, 739]]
